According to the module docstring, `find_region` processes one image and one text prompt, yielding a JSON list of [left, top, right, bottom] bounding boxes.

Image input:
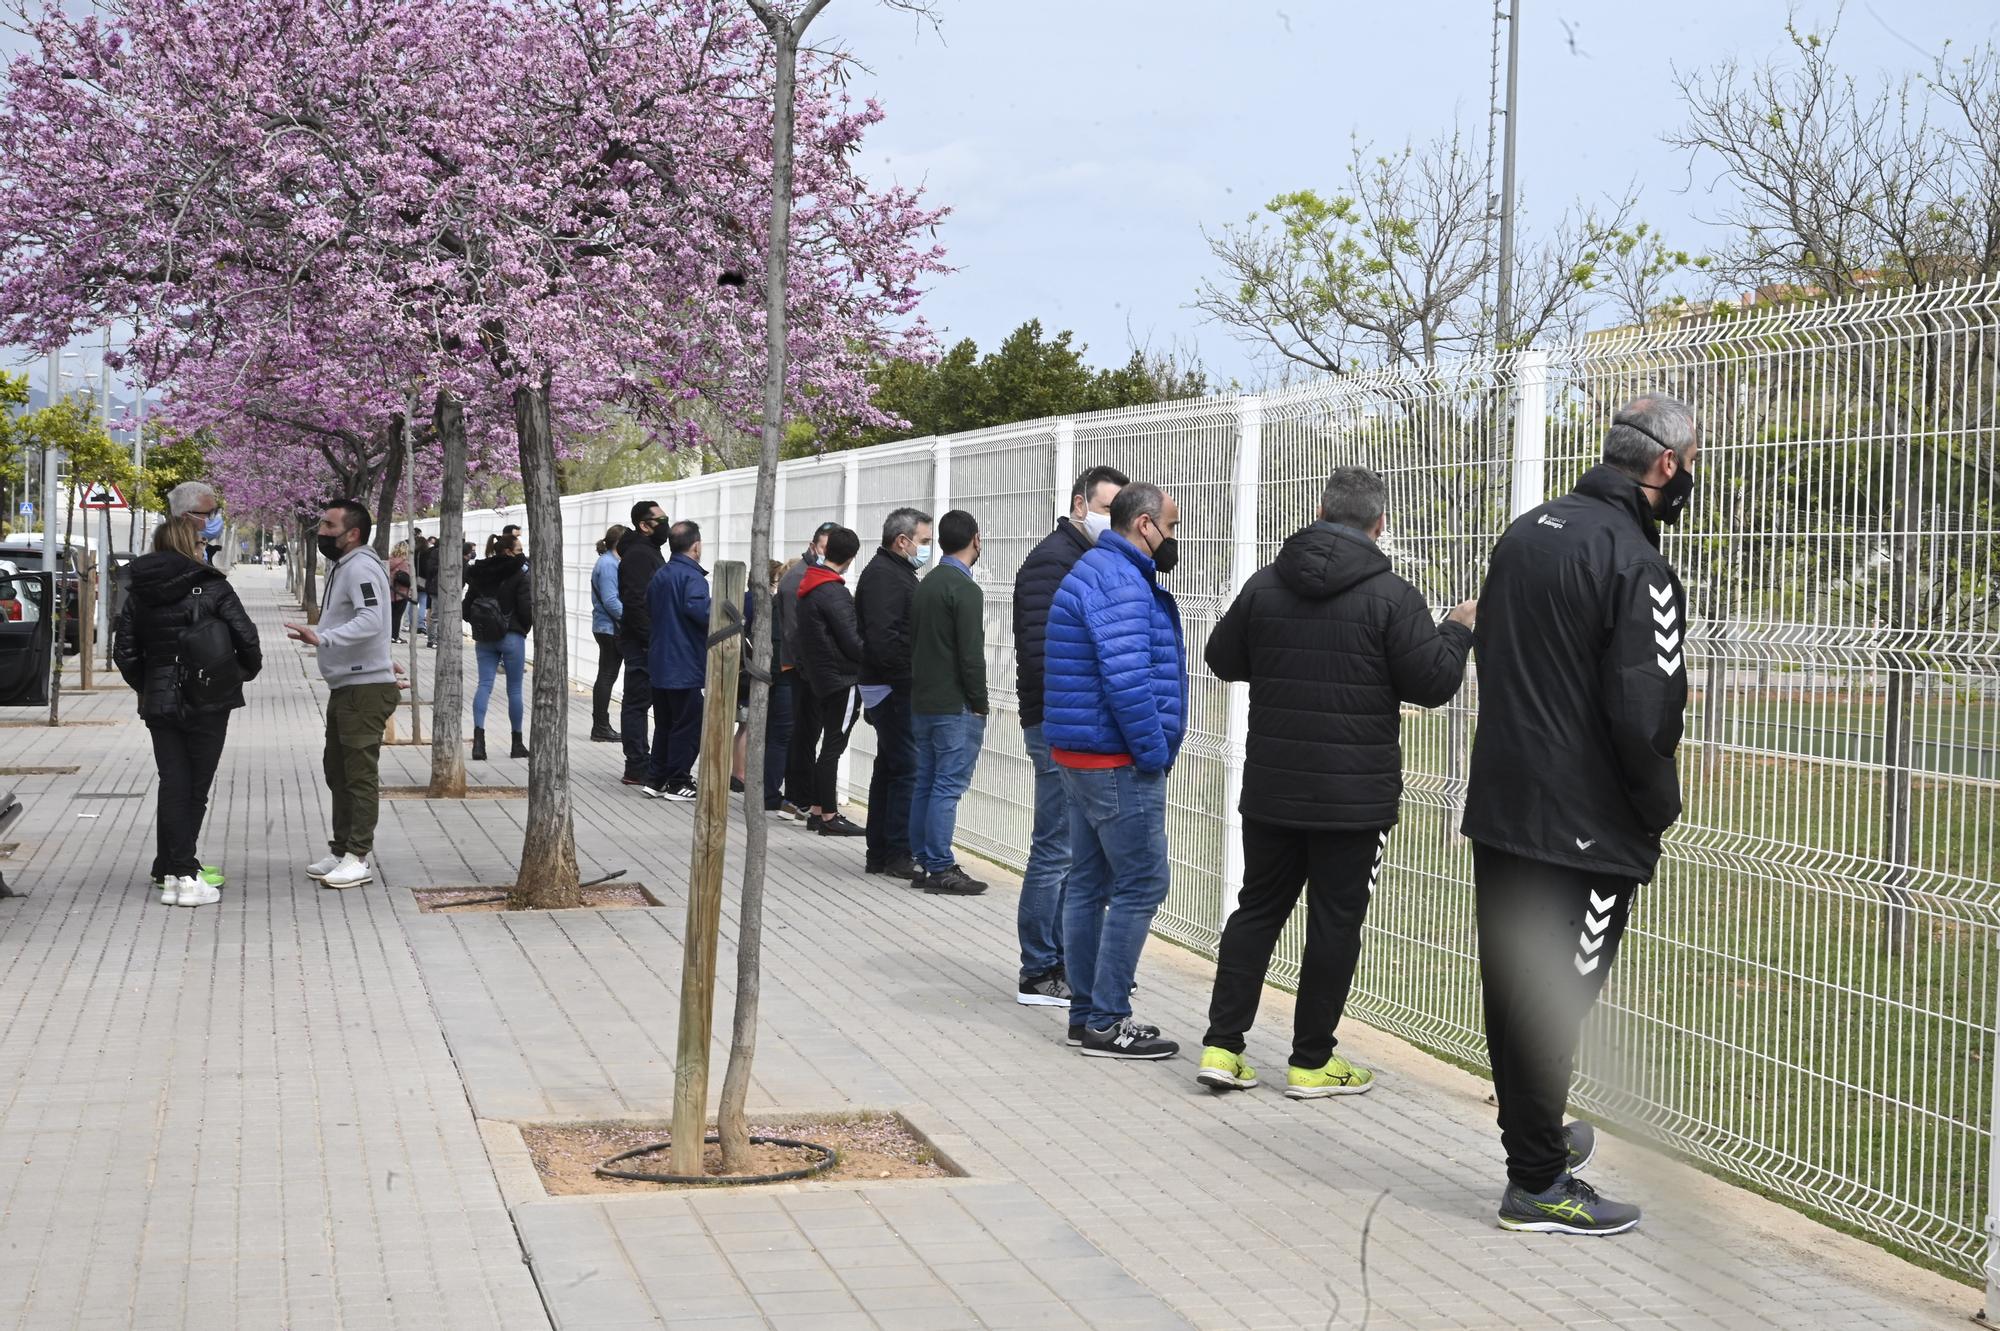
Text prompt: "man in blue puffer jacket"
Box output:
[[1044, 481, 1187, 1061]]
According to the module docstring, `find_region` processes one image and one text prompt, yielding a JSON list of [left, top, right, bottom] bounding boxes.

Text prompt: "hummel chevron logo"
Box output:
[[1653, 628, 1681, 653], [1648, 583, 1673, 605], [1574, 889, 1619, 974], [1575, 837, 1596, 850], [1579, 931, 1606, 955], [1652, 604, 1678, 629], [1657, 652, 1684, 676], [1589, 889, 1616, 913], [1574, 954, 1601, 976]]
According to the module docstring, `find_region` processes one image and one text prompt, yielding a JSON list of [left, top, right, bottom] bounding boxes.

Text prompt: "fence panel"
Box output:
[[444, 275, 1999, 1280]]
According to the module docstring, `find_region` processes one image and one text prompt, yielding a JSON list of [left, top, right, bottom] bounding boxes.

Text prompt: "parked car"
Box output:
[[0, 535, 85, 653]]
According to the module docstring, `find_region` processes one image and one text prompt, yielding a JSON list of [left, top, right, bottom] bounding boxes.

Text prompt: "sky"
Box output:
[[5, 0, 1996, 395]]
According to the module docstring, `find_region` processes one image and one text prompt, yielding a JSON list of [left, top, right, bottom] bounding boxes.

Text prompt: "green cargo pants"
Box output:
[[324, 683, 401, 857]]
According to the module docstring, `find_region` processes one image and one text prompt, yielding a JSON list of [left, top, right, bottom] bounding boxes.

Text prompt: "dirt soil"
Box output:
[[381, 786, 524, 799], [520, 1115, 954, 1194], [413, 884, 657, 913]]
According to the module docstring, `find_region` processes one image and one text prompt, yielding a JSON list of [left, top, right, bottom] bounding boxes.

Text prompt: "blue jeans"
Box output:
[[908, 710, 986, 874], [1018, 724, 1070, 979], [474, 633, 526, 732], [1060, 764, 1171, 1031], [413, 591, 429, 635], [762, 676, 794, 808], [619, 640, 652, 772]]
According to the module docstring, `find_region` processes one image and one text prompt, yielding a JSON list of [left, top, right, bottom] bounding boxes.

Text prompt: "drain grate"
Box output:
[[0, 766, 80, 776], [74, 792, 144, 800]]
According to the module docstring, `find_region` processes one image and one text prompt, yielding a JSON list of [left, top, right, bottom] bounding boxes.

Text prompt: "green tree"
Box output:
[[135, 426, 207, 511]]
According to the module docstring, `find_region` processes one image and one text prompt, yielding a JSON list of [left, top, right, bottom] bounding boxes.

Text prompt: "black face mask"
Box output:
[[1149, 535, 1180, 575], [317, 534, 343, 561], [1643, 466, 1695, 527], [648, 522, 671, 547]]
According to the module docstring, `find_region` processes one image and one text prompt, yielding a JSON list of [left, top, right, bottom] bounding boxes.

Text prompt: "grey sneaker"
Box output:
[[1017, 969, 1072, 1007], [1566, 1121, 1596, 1173], [1079, 1017, 1178, 1061], [1497, 1174, 1640, 1235]]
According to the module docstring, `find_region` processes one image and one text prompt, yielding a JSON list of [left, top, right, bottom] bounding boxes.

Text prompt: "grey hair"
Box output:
[[1321, 466, 1387, 530], [881, 506, 931, 549], [1603, 394, 1698, 477], [1109, 481, 1165, 534], [166, 481, 217, 517]]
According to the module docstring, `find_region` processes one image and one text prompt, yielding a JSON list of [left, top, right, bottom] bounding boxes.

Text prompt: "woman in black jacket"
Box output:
[[464, 532, 534, 761], [113, 514, 262, 908]]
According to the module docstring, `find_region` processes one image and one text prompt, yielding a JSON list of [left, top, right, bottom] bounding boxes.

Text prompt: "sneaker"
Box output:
[[1196, 1047, 1259, 1090], [320, 853, 373, 890], [923, 866, 987, 895], [305, 853, 342, 880], [1066, 1024, 1084, 1047], [1079, 1017, 1179, 1061], [158, 876, 177, 905], [1566, 1121, 1596, 1174], [621, 773, 649, 786], [589, 726, 621, 743], [1497, 1174, 1640, 1236], [729, 776, 745, 793], [805, 813, 825, 833], [660, 780, 698, 803], [867, 853, 920, 879], [780, 801, 804, 821], [1017, 970, 1072, 1008], [817, 813, 864, 837], [199, 865, 225, 890], [173, 875, 221, 907], [1284, 1054, 1374, 1098]]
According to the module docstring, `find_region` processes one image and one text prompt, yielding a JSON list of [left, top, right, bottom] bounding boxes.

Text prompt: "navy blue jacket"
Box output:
[[1043, 530, 1187, 773], [1012, 519, 1094, 730], [646, 553, 712, 690]]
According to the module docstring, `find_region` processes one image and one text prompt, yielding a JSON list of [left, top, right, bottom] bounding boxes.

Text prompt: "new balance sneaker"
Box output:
[[923, 866, 987, 895], [1079, 1017, 1179, 1060], [817, 813, 864, 837], [1065, 1024, 1084, 1047], [1497, 1174, 1640, 1235], [868, 853, 921, 880], [320, 853, 373, 890], [1196, 1047, 1259, 1090], [304, 853, 342, 881], [660, 779, 697, 802], [1017, 969, 1072, 1008], [1566, 1121, 1596, 1174], [173, 874, 221, 908], [1284, 1054, 1374, 1099]]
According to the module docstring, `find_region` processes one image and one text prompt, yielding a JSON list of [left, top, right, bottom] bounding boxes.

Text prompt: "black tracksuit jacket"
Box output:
[[1206, 521, 1471, 830], [1462, 465, 1690, 883]]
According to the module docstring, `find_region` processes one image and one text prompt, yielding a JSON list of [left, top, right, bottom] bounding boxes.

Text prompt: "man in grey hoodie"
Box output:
[[284, 500, 401, 890]]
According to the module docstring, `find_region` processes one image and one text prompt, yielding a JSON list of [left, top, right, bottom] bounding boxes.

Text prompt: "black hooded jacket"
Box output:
[[1462, 465, 1689, 883], [465, 553, 534, 637], [1012, 519, 1094, 730], [1206, 522, 1472, 831], [616, 526, 666, 646], [112, 552, 263, 722]]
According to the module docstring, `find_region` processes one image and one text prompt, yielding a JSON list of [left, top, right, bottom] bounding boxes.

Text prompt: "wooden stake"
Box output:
[[671, 559, 746, 1177]]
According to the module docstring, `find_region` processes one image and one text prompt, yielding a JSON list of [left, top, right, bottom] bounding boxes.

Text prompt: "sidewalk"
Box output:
[[0, 568, 1977, 1330]]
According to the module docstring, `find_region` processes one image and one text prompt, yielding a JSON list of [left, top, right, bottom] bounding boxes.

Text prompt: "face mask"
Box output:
[[202, 513, 224, 542], [317, 533, 342, 561], [1647, 465, 1695, 527], [648, 523, 671, 547], [1147, 526, 1180, 575], [1084, 510, 1112, 543], [909, 544, 932, 569]]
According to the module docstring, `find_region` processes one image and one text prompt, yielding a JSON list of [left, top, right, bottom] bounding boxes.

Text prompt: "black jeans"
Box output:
[[591, 631, 623, 729], [1204, 820, 1386, 1069], [390, 600, 408, 639], [762, 675, 794, 808], [147, 714, 230, 880], [862, 686, 916, 862], [811, 686, 860, 812], [786, 674, 819, 807], [648, 686, 704, 786], [619, 638, 652, 774], [1473, 841, 1635, 1192]]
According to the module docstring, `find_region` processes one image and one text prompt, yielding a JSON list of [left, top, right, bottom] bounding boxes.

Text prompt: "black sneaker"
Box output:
[[729, 776, 745, 793], [1079, 1017, 1178, 1061], [1566, 1121, 1596, 1174], [806, 813, 825, 833], [621, 770, 648, 786], [923, 866, 987, 896], [817, 813, 864, 837], [661, 779, 697, 803], [1017, 970, 1072, 1008], [1497, 1174, 1640, 1235], [868, 853, 921, 880], [1066, 1024, 1084, 1047], [590, 726, 621, 743]]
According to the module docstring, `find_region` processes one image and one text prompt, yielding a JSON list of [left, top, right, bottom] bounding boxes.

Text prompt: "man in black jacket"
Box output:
[[855, 506, 932, 878], [1467, 393, 1698, 1237], [616, 500, 668, 785], [792, 526, 866, 837], [1196, 467, 1474, 1099], [1009, 465, 1125, 1006]]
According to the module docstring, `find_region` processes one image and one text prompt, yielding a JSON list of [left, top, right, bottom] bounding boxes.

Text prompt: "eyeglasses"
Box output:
[[187, 508, 218, 519]]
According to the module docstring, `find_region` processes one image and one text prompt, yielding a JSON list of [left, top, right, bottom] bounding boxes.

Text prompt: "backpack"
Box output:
[[464, 589, 510, 642], [178, 585, 242, 708]]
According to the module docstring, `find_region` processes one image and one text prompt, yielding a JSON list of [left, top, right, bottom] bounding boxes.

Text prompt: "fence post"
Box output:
[[933, 434, 952, 520], [1219, 395, 1262, 928], [1053, 417, 1075, 524], [838, 452, 861, 804], [1509, 348, 1549, 519]]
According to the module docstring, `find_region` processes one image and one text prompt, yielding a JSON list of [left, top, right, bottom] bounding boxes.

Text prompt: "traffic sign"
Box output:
[[15, 501, 30, 518], [78, 484, 127, 511]]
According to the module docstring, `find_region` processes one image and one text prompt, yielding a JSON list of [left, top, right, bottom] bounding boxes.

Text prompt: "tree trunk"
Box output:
[[721, 0, 825, 1169], [428, 390, 469, 799], [372, 417, 405, 558], [509, 375, 580, 909], [301, 516, 319, 619]]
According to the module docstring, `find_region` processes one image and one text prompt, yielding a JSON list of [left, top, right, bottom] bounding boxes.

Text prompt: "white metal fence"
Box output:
[[463, 276, 2000, 1284]]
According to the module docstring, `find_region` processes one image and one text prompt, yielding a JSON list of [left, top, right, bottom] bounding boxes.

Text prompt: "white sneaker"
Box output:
[[159, 877, 177, 905], [305, 853, 342, 880], [174, 875, 221, 907], [320, 853, 372, 890]]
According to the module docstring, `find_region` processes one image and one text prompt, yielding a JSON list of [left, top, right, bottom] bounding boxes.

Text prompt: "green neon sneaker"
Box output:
[[199, 866, 225, 890], [1497, 1174, 1640, 1235], [1284, 1054, 1374, 1098], [1195, 1046, 1258, 1091]]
